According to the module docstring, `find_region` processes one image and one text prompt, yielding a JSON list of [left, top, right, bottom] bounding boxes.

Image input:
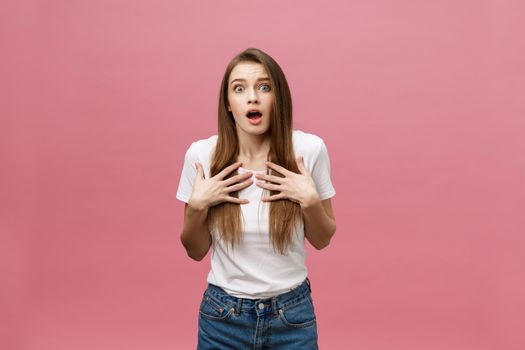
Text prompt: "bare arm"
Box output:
[[180, 161, 252, 261], [303, 197, 336, 250], [180, 202, 212, 261], [254, 159, 336, 250]]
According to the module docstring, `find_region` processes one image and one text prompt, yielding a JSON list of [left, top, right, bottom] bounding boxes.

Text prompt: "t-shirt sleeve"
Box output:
[[311, 140, 336, 200], [176, 142, 198, 203]]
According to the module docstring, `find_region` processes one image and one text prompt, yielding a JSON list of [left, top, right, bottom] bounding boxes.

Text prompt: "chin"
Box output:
[[240, 125, 270, 136], [249, 129, 269, 136]]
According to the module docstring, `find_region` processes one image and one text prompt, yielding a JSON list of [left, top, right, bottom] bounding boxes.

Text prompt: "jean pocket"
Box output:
[[278, 295, 317, 328], [199, 293, 234, 321]]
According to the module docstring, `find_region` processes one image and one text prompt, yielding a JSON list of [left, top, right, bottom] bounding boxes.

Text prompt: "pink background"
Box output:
[[2, 0, 524, 349]]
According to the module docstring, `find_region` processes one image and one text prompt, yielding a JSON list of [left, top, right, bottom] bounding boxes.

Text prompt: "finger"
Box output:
[[265, 161, 291, 176], [216, 162, 243, 180], [195, 162, 204, 179], [255, 173, 284, 184], [256, 181, 281, 191], [223, 171, 253, 187], [296, 156, 307, 174], [226, 178, 253, 192], [261, 193, 285, 202], [224, 196, 250, 204]]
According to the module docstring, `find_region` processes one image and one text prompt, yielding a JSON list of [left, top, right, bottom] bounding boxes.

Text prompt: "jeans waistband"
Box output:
[[204, 278, 312, 315]]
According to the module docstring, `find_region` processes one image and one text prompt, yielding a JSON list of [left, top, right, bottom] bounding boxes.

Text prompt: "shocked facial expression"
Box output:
[[227, 62, 274, 137]]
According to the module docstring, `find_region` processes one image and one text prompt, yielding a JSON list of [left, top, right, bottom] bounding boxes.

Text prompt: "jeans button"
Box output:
[[258, 303, 265, 310]]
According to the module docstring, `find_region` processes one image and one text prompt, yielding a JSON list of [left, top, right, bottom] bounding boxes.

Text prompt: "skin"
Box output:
[[256, 157, 336, 250], [224, 62, 334, 224], [227, 61, 273, 167], [257, 158, 321, 207], [189, 161, 252, 211], [182, 61, 335, 260]]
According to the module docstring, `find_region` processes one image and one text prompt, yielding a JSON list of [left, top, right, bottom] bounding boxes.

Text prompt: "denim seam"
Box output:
[[277, 292, 311, 310], [204, 292, 235, 312], [199, 308, 234, 321], [278, 309, 316, 328]]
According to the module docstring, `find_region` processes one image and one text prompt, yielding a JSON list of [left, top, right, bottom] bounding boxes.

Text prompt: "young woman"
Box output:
[[176, 47, 336, 349]]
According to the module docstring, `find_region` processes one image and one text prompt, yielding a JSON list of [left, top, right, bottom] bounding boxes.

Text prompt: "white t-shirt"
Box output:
[[176, 129, 336, 299]]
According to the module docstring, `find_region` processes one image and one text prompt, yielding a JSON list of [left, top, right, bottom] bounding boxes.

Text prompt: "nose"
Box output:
[[247, 88, 258, 104]]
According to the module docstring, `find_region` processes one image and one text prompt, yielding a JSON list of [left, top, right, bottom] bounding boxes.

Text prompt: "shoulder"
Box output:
[[186, 134, 218, 157], [292, 129, 325, 157]]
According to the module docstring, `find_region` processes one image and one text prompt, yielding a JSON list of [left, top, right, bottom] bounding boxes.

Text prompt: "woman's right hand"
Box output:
[[188, 161, 253, 211]]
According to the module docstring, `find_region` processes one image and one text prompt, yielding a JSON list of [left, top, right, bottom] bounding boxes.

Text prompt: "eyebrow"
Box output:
[[230, 77, 271, 85]]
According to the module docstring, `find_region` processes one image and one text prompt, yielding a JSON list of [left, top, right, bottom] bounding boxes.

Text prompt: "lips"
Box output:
[[245, 109, 263, 125], [246, 109, 263, 119]]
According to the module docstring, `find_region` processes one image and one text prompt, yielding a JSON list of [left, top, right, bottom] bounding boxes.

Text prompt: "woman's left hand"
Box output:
[[255, 156, 320, 208]]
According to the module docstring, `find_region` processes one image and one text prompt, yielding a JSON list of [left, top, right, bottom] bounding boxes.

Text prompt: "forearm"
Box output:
[[302, 196, 336, 250], [180, 203, 212, 261]]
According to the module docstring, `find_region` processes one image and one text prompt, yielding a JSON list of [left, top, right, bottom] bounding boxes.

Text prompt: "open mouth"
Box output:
[[246, 111, 263, 124], [246, 111, 263, 119]]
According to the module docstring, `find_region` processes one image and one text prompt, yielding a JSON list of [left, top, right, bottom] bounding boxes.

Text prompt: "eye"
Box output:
[[259, 84, 271, 92], [233, 85, 243, 93]]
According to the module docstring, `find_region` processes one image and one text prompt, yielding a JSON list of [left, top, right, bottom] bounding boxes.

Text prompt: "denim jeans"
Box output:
[[197, 278, 318, 350]]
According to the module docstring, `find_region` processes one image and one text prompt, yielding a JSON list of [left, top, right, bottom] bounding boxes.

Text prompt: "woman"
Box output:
[[176, 47, 336, 349]]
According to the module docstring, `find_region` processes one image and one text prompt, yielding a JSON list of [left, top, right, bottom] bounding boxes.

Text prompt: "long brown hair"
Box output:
[[207, 47, 302, 255]]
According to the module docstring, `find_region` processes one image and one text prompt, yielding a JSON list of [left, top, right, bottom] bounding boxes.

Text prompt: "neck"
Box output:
[[237, 132, 271, 160]]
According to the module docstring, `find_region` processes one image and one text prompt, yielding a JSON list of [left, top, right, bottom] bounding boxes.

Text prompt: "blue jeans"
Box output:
[[197, 278, 318, 349]]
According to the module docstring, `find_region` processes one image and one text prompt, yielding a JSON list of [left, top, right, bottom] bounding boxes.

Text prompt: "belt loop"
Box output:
[[306, 277, 312, 293], [236, 297, 242, 315], [271, 296, 278, 316]]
